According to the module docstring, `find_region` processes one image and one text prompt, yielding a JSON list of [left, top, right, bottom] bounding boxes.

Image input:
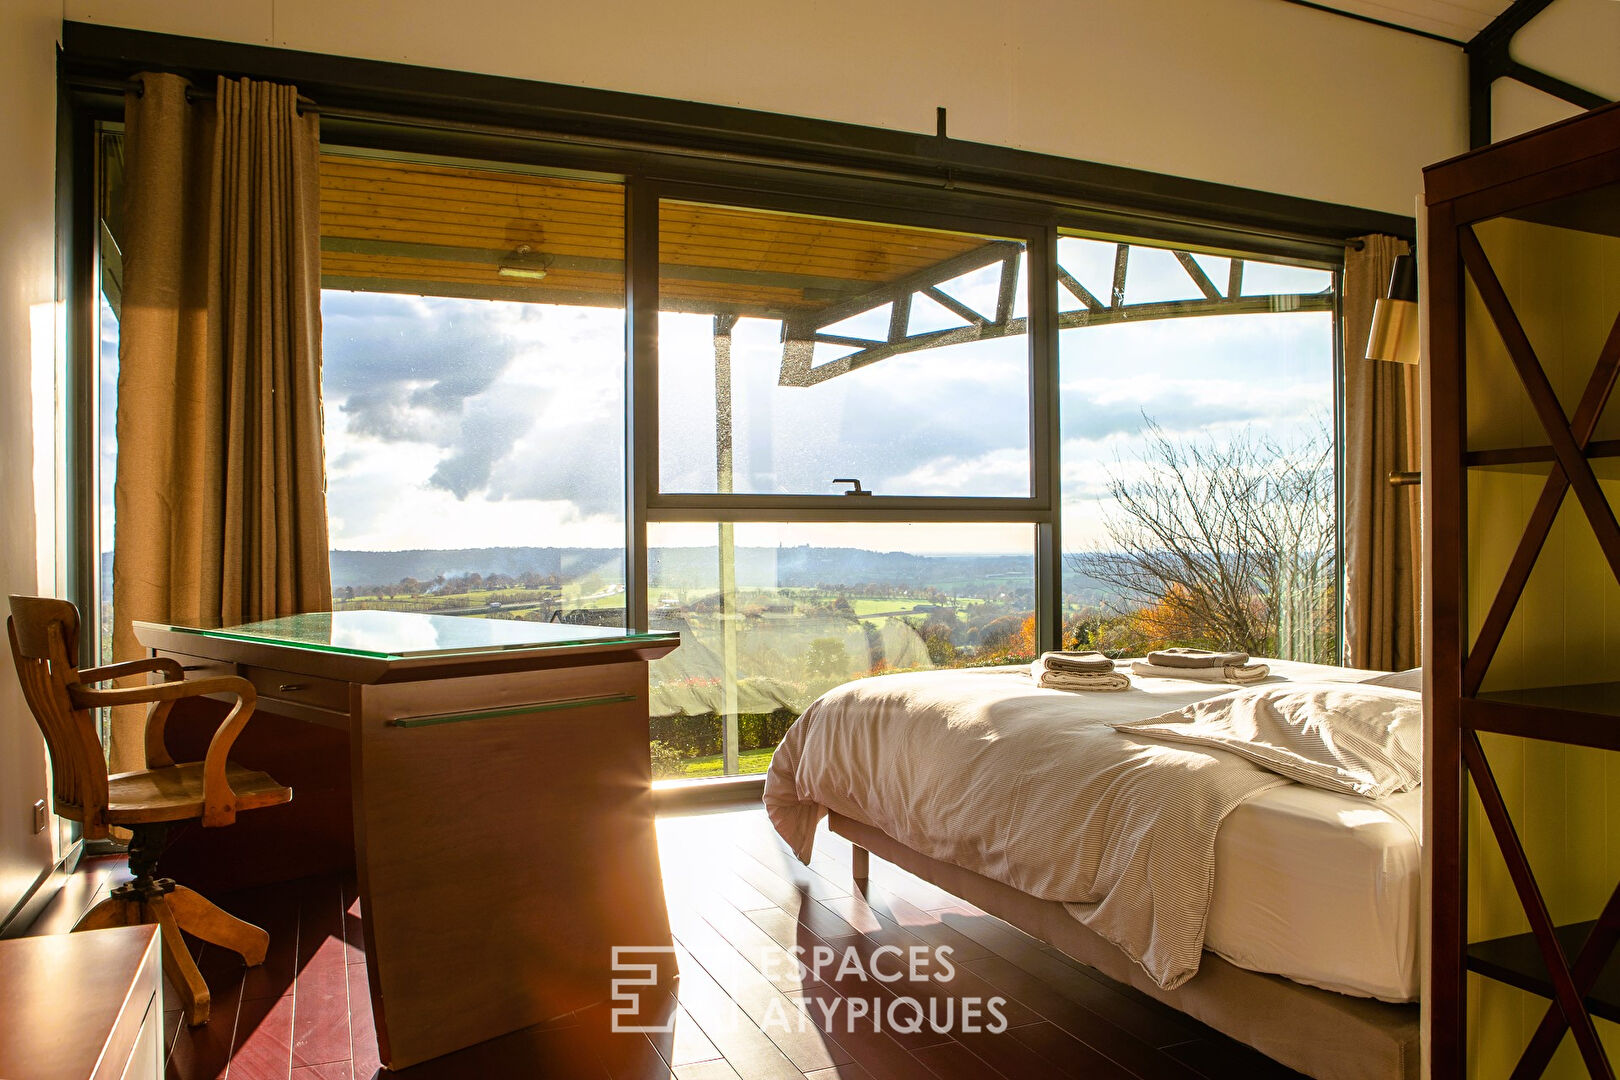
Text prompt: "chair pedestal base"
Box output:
[[76, 879, 269, 1026]]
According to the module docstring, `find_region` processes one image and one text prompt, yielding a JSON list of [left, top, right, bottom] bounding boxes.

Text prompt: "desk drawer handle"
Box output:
[[389, 693, 637, 729], [278, 683, 306, 693]]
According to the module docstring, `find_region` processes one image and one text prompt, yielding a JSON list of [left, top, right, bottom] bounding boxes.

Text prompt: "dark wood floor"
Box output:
[[24, 805, 1301, 1080]]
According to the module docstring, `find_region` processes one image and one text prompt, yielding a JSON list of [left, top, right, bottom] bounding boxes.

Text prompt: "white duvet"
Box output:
[[763, 659, 1386, 992]]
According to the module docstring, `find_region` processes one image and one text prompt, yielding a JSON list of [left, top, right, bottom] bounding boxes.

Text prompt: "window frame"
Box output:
[[628, 178, 1062, 649], [61, 27, 1373, 732]]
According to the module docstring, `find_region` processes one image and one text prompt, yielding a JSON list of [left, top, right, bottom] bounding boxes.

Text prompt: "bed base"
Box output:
[[828, 811, 1419, 1080]]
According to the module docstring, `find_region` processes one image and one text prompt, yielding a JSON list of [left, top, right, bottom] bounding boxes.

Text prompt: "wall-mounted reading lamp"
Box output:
[[1365, 253, 1419, 366], [498, 244, 550, 280], [1366, 251, 1424, 487]]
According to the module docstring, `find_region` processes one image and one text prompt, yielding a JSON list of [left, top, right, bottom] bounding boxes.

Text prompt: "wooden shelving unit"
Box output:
[[1426, 100, 1620, 1080], [1469, 922, 1620, 1027]]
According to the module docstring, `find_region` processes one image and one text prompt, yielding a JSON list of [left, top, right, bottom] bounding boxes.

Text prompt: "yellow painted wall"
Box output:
[[1464, 214, 1620, 1077]]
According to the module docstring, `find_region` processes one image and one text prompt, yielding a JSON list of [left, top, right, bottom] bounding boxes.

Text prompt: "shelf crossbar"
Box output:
[[1463, 729, 1615, 1079], [1459, 231, 1620, 697], [1512, 886, 1620, 1080]]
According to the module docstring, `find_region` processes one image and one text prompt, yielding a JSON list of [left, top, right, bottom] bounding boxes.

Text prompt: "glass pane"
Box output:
[[319, 154, 627, 623], [97, 288, 120, 664], [1057, 237, 1116, 310], [141, 610, 669, 658], [1122, 246, 1204, 304], [1059, 234, 1338, 663], [1239, 259, 1334, 297], [658, 201, 1031, 497], [647, 522, 1036, 778], [97, 130, 124, 668]]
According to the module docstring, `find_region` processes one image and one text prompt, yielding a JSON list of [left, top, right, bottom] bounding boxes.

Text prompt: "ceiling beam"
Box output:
[[1467, 0, 1613, 148], [1272, 0, 1467, 46]]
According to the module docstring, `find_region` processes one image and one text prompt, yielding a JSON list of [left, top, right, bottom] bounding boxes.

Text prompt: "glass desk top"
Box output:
[[133, 610, 675, 661]]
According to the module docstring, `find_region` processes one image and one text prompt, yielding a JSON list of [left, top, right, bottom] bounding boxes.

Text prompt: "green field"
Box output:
[[676, 746, 776, 778]]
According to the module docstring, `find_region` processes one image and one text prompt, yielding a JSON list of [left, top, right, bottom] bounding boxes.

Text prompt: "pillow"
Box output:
[[1112, 682, 1423, 799], [1361, 667, 1423, 693]]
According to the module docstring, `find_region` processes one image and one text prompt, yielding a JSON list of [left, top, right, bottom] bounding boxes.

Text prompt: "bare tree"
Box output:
[[1074, 416, 1337, 663]]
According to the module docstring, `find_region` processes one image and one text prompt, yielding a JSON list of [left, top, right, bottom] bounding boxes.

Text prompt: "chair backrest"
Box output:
[[7, 596, 109, 838]]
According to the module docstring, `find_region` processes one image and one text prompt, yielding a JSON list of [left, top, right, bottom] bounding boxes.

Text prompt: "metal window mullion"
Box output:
[[1331, 266, 1347, 664], [624, 178, 658, 633], [644, 498, 1050, 526], [1030, 226, 1062, 655]]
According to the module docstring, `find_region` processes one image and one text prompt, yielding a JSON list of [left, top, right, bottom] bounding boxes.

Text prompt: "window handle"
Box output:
[[832, 478, 872, 496]]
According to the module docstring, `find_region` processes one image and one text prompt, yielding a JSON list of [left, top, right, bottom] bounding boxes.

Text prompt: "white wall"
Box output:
[[0, 0, 61, 925], [66, 0, 1467, 217]]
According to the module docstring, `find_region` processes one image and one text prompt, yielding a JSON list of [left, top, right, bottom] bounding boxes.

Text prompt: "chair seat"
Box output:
[[106, 762, 292, 825]]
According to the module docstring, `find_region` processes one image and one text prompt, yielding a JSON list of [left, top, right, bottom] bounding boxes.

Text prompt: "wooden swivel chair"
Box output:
[[7, 595, 292, 1026]]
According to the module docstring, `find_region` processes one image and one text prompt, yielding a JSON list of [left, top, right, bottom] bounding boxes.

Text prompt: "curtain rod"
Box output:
[[90, 75, 318, 113]]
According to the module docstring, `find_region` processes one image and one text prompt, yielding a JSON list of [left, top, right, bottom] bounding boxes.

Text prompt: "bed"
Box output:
[[762, 658, 1421, 1080]]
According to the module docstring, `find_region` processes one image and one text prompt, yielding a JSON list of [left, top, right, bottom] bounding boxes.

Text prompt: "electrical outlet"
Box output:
[[32, 800, 46, 834]]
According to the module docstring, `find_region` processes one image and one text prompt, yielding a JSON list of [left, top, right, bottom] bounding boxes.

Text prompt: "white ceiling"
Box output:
[[1304, 0, 1514, 42]]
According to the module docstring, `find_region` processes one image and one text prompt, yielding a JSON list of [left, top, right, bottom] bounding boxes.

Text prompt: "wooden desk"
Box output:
[[0, 925, 164, 1080], [134, 611, 680, 1070]]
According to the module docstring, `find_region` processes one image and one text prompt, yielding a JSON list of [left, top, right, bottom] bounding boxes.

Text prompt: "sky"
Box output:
[[100, 238, 1335, 567]]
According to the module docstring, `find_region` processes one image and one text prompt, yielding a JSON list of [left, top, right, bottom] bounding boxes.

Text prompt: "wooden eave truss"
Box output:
[[316, 152, 1332, 389]]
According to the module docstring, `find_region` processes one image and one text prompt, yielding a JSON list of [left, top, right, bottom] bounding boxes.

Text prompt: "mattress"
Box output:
[[1208, 783, 1422, 1002]]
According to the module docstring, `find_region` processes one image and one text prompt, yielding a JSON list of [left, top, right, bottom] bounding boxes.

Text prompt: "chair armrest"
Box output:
[[68, 674, 251, 710], [77, 656, 185, 685], [75, 657, 188, 769], [70, 676, 259, 827]]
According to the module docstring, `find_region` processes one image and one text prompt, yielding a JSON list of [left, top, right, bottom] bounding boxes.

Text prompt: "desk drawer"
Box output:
[[242, 665, 350, 714]]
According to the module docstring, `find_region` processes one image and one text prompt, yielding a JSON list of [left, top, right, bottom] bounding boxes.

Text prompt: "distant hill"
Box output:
[[108, 545, 1126, 606], [330, 546, 623, 587]]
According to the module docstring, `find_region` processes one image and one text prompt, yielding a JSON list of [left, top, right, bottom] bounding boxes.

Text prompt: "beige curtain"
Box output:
[[110, 73, 330, 772], [1343, 234, 1421, 673]]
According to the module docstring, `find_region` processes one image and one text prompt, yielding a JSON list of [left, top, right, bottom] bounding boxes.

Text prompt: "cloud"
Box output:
[[317, 291, 1336, 552], [428, 399, 537, 498], [658, 315, 1034, 497], [1059, 379, 1323, 443], [323, 293, 529, 450], [321, 292, 624, 509]]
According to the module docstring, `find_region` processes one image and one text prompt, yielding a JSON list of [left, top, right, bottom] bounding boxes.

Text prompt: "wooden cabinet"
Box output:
[[0, 925, 164, 1080], [1425, 100, 1620, 1078]]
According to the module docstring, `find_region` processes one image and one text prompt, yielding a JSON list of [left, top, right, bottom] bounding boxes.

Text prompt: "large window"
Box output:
[[83, 126, 1348, 788]]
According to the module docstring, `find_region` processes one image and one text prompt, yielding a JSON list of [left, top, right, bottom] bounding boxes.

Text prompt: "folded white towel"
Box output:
[[1130, 661, 1271, 685], [1037, 669, 1132, 693], [1033, 650, 1114, 675], [1146, 647, 1251, 669]]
